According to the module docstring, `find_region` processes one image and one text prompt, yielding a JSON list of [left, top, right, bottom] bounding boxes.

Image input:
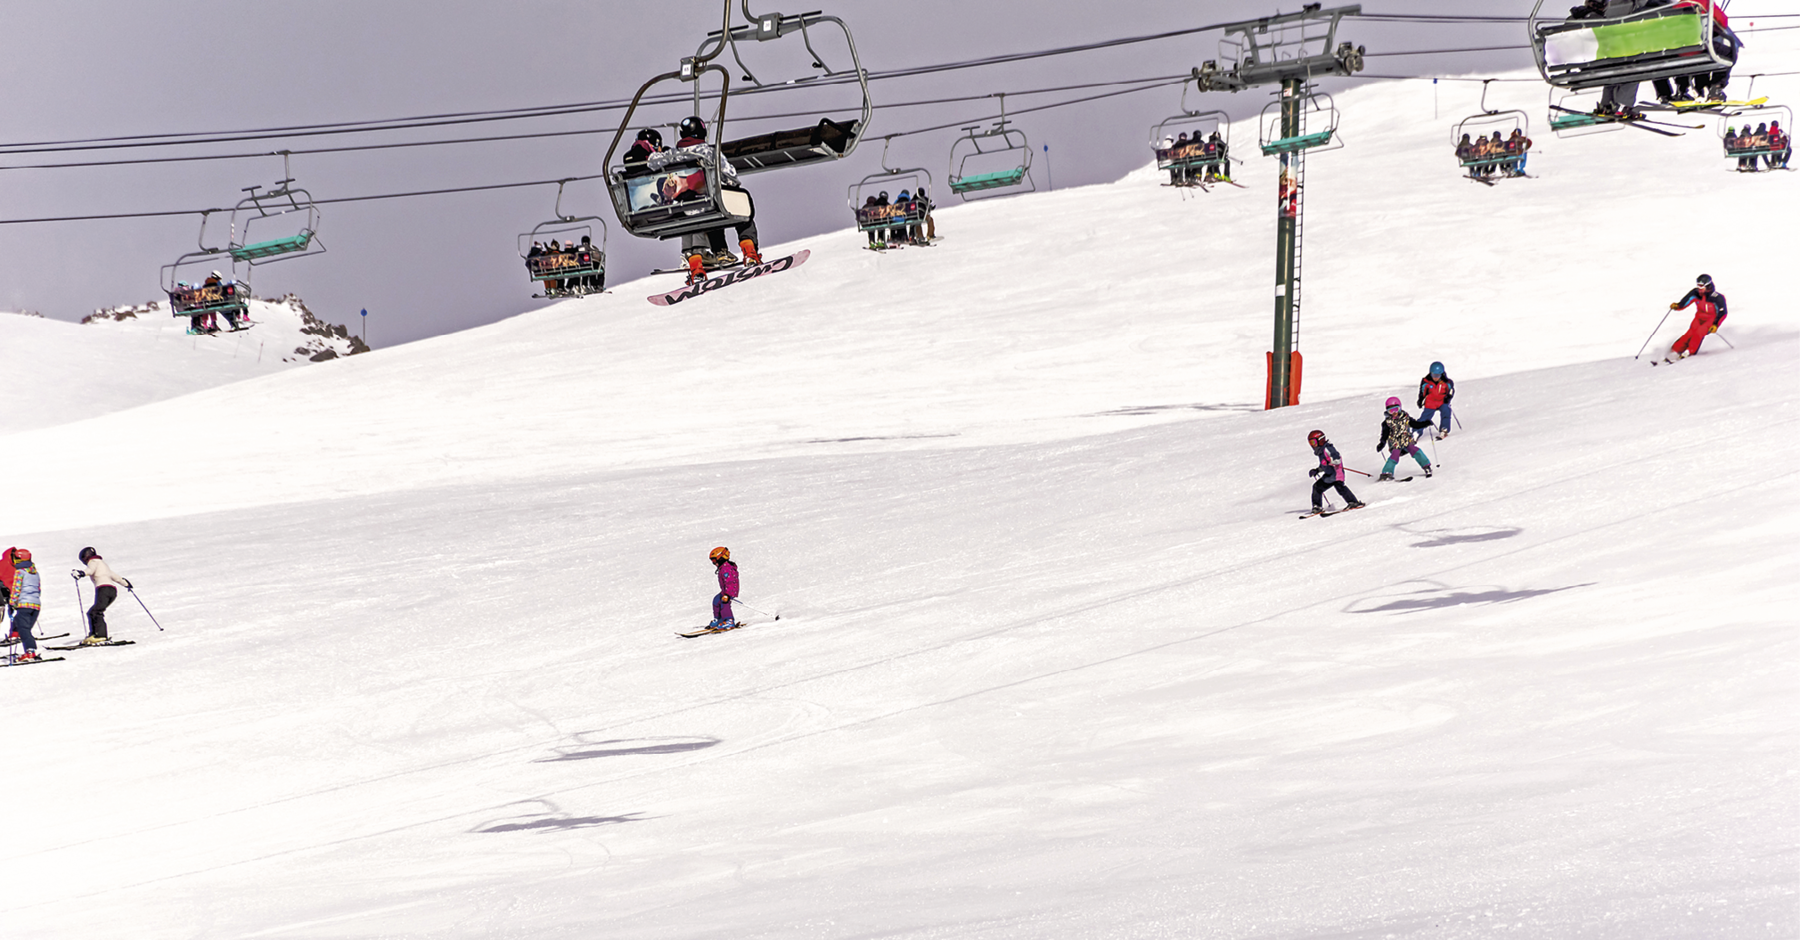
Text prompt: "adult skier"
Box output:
[[72, 546, 131, 645], [5, 548, 43, 662], [1375, 397, 1435, 481], [708, 546, 740, 631], [1306, 430, 1365, 515], [1417, 362, 1456, 438], [1663, 274, 1728, 363]]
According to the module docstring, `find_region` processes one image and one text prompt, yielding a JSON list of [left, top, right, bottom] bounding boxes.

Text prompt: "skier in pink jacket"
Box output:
[[708, 546, 740, 630]]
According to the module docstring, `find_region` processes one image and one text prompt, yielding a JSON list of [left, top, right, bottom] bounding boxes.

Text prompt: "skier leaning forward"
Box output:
[[73, 546, 131, 644], [1376, 397, 1435, 481], [1664, 273, 1728, 364], [1306, 430, 1365, 514]]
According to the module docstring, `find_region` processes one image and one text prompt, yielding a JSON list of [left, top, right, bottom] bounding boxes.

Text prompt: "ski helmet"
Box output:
[[709, 546, 730, 563], [1430, 361, 1445, 376], [1696, 273, 1713, 288], [1307, 429, 1326, 448], [635, 127, 663, 147], [78, 546, 98, 563], [678, 116, 707, 141], [1385, 396, 1402, 411]]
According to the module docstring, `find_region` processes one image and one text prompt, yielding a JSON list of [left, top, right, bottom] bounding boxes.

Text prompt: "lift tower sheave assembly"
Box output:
[[1195, 4, 1365, 410]]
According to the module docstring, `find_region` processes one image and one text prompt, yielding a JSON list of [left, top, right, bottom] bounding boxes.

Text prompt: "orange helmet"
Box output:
[[709, 546, 730, 563]]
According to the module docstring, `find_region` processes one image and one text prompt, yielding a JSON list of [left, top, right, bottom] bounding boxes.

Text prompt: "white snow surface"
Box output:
[[0, 297, 366, 435], [4, 67, 1798, 939]]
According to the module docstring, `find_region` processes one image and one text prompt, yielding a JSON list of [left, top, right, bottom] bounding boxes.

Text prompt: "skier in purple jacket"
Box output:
[[708, 546, 740, 629], [1307, 430, 1365, 514]]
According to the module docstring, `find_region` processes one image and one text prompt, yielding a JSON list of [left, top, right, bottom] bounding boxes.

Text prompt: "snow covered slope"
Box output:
[[3, 63, 1797, 940], [0, 296, 366, 435]]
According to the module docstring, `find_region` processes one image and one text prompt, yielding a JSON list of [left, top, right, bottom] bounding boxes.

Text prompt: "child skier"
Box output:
[[1663, 274, 1728, 363], [5, 548, 43, 662], [1417, 362, 1455, 438], [1306, 430, 1365, 515], [708, 546, 740, 630], [1375, 397, 1435, 481], [72, 546, 131, 644]]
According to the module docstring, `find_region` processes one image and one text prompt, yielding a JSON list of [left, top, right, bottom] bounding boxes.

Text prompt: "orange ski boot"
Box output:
[[739, 239, 763, 266], [685, 252, 707, 285]]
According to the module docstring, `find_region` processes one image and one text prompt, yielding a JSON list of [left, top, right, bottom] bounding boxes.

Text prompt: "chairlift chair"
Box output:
[[519, 180, 608, 296], [1718, 103, 1793, 170], [1528, 0, 1737, 92], [228, 153, 324, 265], [1258, 91, 1342, 156], [1452, 80, 1533, 176], [160, 211, 252, 330], [847, 137, 934, 240], [701, 2, 873, 174], [1150, 108, 1232, 182], [948, 94, 1035, 201], [603, 56, 754, 242]]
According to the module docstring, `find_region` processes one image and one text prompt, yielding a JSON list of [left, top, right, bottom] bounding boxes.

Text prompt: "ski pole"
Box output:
[[127, 587, 165, 632], [71, 570, 84, 635], [1712, 329, 1735, 349], [729, 599, 780, 621], [1635, 309, 1674, 359], [1344, 467, 1373, 477]]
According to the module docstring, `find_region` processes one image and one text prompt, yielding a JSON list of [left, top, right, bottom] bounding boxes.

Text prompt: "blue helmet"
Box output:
[[1430, 361, 1445, 376]]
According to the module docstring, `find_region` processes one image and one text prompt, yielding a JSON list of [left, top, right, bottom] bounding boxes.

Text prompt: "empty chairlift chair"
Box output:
[[948, 94, 1035, 200], [704, 4, 871, 174]]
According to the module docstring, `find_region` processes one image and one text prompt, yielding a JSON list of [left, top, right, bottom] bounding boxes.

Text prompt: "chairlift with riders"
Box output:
[[1150, 80, 1233, 188], [1719, 102, 1793, 172], [847, 136, 935, 248], [1452, 80, 1534, 181], [159, 209, 253, 335], [948, 93, 1035, 201], [519, 180, 608, 298]]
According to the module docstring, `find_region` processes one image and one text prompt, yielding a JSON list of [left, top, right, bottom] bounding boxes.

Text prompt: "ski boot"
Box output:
[[14, 650, 40, 663], [685, 252, 707, 285], [80, 635, 109, 646], [2, 633, 17, 648], [739, 239, 763, 266], [1377, 472, 1394, 482], [1345, 501, 1367, 510], [1423, 465, 1434, 478]]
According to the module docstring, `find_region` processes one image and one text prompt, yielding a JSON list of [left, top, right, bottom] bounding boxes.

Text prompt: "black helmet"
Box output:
[[678, 116, 707, 141], [636, 128, 663, 147], [78, 547, 98, 563], [1696, 273, 1713, 288]]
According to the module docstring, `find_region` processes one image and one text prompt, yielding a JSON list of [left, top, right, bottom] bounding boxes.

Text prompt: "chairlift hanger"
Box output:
[[947, 93, 1035, 201], [693, 2, 874, 173], [228, 151, 324, 265], [1453, 79, 1531, 147], [1527, 0, 1735, 91]]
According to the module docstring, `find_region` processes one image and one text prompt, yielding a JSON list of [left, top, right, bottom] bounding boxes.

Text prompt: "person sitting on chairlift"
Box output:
[[623, 128, 663, 170], [648, 116, 764, 277], [1505, 128, 1533, 176], [1770, 121, 1791, 169]]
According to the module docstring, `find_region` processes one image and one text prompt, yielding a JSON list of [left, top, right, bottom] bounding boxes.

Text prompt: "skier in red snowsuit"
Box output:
[[1664, 274, 1728, 363]]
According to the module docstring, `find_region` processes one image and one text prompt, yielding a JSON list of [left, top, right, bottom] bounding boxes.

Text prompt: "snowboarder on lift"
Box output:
[[1663, 274, 1728, 363], [707, 546, 740, 631], [1307, 431, 1365, 514], [1376, 397, 1435, 481], [1417, 362, 1455, 438], [649, 116, 763, 283]]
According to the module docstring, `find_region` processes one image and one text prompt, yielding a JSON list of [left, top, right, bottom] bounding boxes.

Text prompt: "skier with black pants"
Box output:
[[72, 546, 130, 645], [1307, 430, 1365, 513]]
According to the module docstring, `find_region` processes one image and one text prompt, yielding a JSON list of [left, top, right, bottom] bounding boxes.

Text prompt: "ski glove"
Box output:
[[70, 569, 85, 580], [1309, 468, 1322, 478]]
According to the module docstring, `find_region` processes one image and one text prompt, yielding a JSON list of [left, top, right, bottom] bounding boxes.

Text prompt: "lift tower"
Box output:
[[1196, 4, 1364, 410]]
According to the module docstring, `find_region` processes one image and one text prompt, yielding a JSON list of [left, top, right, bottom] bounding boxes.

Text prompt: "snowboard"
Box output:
[[648, 250, 811, 306], [48, 639, 136, 651], [1661, 96, 1768, 111]]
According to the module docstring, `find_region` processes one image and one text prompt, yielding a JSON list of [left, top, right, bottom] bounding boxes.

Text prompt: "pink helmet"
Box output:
[[1385, 396, 1402, 410]]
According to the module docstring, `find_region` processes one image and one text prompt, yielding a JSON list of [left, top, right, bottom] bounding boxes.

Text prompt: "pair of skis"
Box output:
[[1550, 104, 1699, 138]]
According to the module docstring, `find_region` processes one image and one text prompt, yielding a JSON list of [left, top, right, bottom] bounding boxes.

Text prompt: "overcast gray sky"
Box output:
[[1, 1, 1777, 345]]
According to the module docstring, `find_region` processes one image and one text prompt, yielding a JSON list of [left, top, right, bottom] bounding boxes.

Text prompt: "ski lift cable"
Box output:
[[0, 14, 1616, 155], [1, 75, 1192, 173]]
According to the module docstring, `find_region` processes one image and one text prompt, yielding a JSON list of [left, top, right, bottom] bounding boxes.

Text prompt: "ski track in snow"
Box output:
[[4, 57, 1799, 939]]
